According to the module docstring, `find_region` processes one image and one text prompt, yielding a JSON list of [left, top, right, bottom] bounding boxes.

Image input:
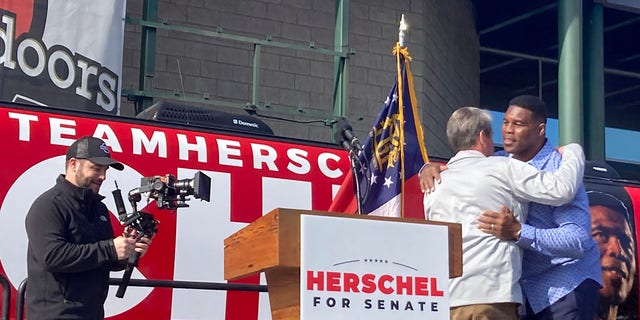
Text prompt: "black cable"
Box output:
[[245, 107, 336, 126]]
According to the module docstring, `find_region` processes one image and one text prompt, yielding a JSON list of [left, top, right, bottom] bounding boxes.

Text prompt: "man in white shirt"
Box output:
[[423, 106, 585, 319]]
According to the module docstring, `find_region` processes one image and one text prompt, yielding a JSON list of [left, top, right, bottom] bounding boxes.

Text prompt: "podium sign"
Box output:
[[300, 215, 449, 320], [225, 209, 461, 320]]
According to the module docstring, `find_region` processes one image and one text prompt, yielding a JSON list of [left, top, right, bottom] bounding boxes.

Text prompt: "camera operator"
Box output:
[[25, 136, 151, 320]]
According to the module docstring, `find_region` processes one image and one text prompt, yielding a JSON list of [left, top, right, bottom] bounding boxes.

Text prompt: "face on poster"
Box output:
[[586, 182, 640, 320]]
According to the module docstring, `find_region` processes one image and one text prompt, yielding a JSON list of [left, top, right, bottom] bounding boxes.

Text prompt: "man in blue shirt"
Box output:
[[421, 95, 602, 319]]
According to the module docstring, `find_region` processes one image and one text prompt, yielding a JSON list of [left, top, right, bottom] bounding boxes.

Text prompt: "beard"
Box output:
[[74, 169, 101, 194]]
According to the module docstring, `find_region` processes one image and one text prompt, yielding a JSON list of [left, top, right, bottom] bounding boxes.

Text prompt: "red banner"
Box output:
[[0, 104, 351, 319]]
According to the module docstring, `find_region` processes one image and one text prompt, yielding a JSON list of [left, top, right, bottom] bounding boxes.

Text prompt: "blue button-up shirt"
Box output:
[[499, 141, 602, 313]]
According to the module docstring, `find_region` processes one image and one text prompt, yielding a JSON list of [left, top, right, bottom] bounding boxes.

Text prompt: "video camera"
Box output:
[[112, 171, 211, 298], [127, 172, 211, 211]]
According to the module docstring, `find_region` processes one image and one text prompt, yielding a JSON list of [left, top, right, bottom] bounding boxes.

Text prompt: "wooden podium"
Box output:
[[224, 208, 462, 320]]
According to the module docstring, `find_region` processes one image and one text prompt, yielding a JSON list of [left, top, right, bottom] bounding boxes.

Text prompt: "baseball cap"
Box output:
[[66, 136, 124, 171], [587, 190, 629, 220]]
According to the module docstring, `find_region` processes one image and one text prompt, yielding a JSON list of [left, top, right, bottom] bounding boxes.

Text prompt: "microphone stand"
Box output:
[[335, 121, 370, 215], [348, 148, 364, 215]]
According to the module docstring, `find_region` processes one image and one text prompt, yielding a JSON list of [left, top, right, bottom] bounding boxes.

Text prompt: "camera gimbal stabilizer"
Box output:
[[112, 171, 211, 298]]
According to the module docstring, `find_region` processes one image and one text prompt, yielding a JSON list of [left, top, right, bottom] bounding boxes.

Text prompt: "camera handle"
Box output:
[[112, 183, 156, 299], [116, 249, 141, 298]]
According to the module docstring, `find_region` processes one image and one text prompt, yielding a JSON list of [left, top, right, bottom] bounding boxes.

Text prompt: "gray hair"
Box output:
[[446, 106, 493, 151]]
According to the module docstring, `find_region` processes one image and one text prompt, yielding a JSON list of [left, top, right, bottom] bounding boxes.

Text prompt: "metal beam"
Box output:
[[480, 47, 558, 64], [480, 57, 524, 73], [480, 15, 640, 73], [538, 60, 544, 97], [604, 16, 640, 32], [136, 0, 158, 114], [332, 0, 350, 122], [126, 16, 348, 58], [619, 52, 640, 63], [584, 0, 605, 161], [610, 100, 640, 109], [480, 46, 640, 79], [122, 88, 336, 120], [605, 84, 640, 98], [252, 44, 261, 106], [479, 3, 557, 36], [511, 79, 558, 96], [558, 0, 583, 145]]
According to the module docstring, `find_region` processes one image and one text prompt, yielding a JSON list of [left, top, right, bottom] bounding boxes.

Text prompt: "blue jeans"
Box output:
[[521, 279, 600, 320]]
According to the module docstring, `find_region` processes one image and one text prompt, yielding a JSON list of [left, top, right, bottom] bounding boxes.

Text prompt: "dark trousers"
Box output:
[[521, 279, 600, 320]]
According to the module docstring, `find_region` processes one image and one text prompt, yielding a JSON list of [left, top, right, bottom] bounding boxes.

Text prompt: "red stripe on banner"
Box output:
[[230, 169, 263, 223], [226, 148, 263, 319], [312, 176, 340, 211], [225, 274, 260, 320]]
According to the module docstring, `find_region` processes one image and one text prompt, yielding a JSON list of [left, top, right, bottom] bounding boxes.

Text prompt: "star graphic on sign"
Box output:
[[383, 176, 394, 188]]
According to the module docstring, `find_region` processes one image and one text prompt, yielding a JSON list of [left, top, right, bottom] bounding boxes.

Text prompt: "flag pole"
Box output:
[[398, 14, 408, 218]]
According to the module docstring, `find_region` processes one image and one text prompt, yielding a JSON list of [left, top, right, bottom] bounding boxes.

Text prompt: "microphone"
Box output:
[[337, 119, 363, 152], [334, 130, 353, 152]]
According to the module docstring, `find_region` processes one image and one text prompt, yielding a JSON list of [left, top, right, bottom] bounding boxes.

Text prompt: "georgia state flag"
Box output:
[[330, 44, 429, 219]]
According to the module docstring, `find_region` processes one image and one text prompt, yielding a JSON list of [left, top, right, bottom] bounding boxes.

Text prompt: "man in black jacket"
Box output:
[[25, 136, 151, 320]]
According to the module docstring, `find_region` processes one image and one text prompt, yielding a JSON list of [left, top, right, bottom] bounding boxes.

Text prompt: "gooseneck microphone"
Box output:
[[333, 118, 368, 215], [334, 130, 353, 152], [336, 118, 363, 152]]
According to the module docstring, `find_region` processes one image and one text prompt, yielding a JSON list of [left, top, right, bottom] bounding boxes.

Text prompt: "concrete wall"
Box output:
[[122, 0, 479, 158]]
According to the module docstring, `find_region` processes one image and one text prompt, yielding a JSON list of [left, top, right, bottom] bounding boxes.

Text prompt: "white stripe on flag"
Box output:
[[367, 194, 401, 217]]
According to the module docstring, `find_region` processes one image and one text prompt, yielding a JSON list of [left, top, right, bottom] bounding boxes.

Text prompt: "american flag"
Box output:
[[329, 44, 429, 217]]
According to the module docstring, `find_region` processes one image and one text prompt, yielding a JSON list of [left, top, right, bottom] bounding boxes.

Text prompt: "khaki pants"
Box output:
[[450, 303, 519, 320]]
